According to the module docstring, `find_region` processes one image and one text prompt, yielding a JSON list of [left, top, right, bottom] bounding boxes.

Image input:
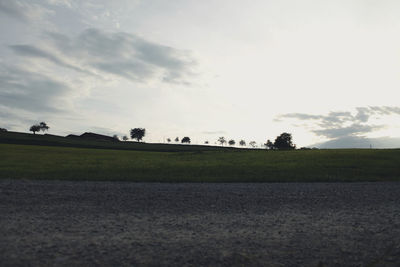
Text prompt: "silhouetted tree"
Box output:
[[0, 128, 7, 132], [39, 122, 49, 133], [239, 140, 246, 146], [29, 125, 41, 134], [175, 137, 179, 142], [228, 139, 235, 146], [249, 141, 257, 148], [122, 135, 129, 141], [130, 128, 146, 142], [204, 141, 209, 144], [218, 137, 226, 146], [265, 139, 274, 150], [167, 138, 171, 143], [181, 136, 191, 144], [113, 134, 119, 141], [273, 132, 295, 150]]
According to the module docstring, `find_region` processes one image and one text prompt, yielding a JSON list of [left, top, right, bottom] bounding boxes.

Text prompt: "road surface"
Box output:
[[1, 180, 400, 266]]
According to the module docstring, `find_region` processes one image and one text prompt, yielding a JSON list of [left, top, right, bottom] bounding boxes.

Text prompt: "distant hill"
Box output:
[[0, 131, 236, 152]]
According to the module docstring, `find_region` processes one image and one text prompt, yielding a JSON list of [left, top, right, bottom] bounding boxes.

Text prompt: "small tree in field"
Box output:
[[29, 125, 41, 134], [167, 138, 171, 143], [228, 139, 235, 146], [181, 136, 191, 144], [273, 132, 295, 150], [239, 140, 246, 146], [113, 134, 119, 141], [39, 122, 49, 133], [130, 128, 146, 142], [218, 137, 226, 146], [122, 135, 129, 141], [175, 137, 179, 143], [249, 141, 257, 148], [204, 140, 209, 144], [265, 139, 274, 150]]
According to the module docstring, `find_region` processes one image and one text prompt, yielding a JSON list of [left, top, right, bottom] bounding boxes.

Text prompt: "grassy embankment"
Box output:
[[1, 138, 399, 182]]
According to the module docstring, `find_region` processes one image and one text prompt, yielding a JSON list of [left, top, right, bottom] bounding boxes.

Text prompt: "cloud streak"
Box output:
[[313, 124, 383, 139], [0, 65, 71, 113], [278, 106, 400, 139], [0, 0, 52, 23], [9, 44, 92, 75], [10, 28, 197, 84]]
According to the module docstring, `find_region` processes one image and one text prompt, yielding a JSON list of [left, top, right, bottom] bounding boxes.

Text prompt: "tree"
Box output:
[[167, 138, 171, 143], [122, 135, 129, 141], [29, 125, 41, 134], [249, 141, 257, 148], [181, 136, 191, 144], [0, 128, 7, 132], [39, 122, 49, 133], [130, 128, 146, 142], [228, 139, 235, 146], [239, 140, 246, 146], [265, 139, 274, 150], [273, 132, 296, 150], [218, 137, 226, 146], [113, 134, 119, 141], [204, 141, 209, 144], [175, 137, 179, 143]]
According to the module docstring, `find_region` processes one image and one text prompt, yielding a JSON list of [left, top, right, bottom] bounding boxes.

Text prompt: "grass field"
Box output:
[[1, 143, 400, 182]]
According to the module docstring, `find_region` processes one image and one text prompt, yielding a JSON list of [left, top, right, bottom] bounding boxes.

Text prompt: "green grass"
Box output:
[[1, 143, 400, 182]]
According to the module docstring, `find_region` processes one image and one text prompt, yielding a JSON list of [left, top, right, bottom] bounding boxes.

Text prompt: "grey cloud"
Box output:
[[277, 113, 324, 121], [0, 65, 70, 113], [0, 106, 42, 131], [280, 107, 400, 128], [353, 106, 400, 122], [9, 45, 91, 75], [0, 0, 52, 22], [94, 61, 154, 82], [0, 1, 29, 21], [313, 124, 383, 138], [279, 106, 399, 140], [279, 111, 353, 128], [11, 28, 197, 84], [367, 106, 400, 116], [355, 107, 370, 122], [318, 111, 353, 128], [46, 0, 72, 8]]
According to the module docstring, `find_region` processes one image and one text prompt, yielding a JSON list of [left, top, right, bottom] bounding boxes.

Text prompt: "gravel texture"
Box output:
[[1, 180, 400, 266]]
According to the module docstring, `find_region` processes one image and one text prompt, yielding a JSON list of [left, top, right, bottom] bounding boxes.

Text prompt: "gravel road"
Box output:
[[1, 180, 400, 266]]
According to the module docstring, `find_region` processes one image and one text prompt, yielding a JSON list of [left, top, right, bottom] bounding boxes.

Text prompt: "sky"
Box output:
[[1, 0, 400, 148]]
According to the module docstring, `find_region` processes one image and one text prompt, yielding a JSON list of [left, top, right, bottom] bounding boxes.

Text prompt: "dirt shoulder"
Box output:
[[1, 180, 400, 266]]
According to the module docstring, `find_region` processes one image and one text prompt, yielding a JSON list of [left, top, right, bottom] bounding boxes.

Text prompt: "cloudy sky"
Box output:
[[1, 0, 400, 148]]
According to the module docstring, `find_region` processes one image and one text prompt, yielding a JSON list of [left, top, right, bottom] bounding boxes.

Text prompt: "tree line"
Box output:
[[25, 122, 296, 150], [121, 129, 296, 150]]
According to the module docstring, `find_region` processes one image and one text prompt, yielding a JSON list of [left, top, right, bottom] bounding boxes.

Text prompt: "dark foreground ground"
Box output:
[[1, 181, 400, 266]]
